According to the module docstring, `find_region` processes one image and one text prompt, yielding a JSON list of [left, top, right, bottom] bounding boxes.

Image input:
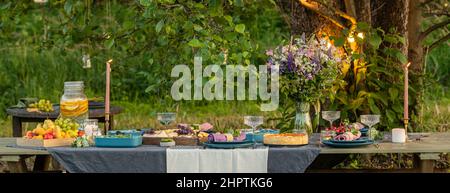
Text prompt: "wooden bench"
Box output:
[[0, 138, 51, 173]]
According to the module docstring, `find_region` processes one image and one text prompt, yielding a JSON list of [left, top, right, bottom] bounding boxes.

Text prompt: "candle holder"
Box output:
[[404, 118, 409, 141]]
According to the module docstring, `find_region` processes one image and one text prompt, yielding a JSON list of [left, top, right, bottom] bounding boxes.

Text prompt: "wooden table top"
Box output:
[[1, 133, 449, 156], [0, 138, 49, 156], [319, 132, 450, 154], [6, 106, 123, 119]]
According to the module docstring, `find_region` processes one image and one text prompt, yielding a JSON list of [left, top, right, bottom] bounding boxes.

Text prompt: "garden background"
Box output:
[[0, 0, 448, 169]]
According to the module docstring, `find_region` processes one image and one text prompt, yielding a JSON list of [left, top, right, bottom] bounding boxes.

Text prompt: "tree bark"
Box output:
[[275, 0, 344, 37], [354, 0, 371, 25], [408, 0, 424, 73], [372, 0, 410, 55]]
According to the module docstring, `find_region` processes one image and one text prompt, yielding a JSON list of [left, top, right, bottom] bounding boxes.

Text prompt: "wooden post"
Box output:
[[2, 156, 28, 173], [419, 153, 439, 173], [12, 116, 22, 137], [33, 155, 52, 172]]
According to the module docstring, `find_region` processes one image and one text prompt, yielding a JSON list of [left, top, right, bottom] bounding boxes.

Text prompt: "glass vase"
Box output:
[[294, 102, 313, 135]]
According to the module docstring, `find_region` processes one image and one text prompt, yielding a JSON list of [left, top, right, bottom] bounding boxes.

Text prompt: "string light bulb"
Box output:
[[327, 42, 332, 49], [347, 35, 355, 43], [357, 32, 364, 39]]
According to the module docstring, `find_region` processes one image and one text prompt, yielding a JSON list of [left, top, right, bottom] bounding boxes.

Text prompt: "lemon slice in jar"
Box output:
[[61, 102, 80, 111]]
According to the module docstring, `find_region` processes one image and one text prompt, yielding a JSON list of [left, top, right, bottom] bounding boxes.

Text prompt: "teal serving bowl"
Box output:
[[94, 135, 143, 148], [246, 129, 280, 143]]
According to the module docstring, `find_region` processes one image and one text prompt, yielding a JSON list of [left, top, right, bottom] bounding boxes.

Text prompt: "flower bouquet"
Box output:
[[266, 34, 346, 133]]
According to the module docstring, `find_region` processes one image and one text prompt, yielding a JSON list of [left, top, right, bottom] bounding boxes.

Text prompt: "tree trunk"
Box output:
[[372, 0, 410, 55], [407, 0, 425, 130], [408, 0, 424, 73], [275, 0, 343, 37], [354, 0, 371, 25]]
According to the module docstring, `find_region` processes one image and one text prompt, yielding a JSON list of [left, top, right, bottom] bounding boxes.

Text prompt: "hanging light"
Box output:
[[357, 32, 364, 39], [82, 54, 91, 69], [34, 0, 48, 3], [347, 35, 355, 43]]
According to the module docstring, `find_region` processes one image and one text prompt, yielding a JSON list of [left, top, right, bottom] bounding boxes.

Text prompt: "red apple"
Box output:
[[78, 130, 85, 137], [44, 133, 54, 140]]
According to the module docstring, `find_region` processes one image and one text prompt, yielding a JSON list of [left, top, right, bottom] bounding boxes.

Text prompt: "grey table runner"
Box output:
[[268, 145, 320, 173], [48, 144, 320, 173], [48, 145, 167, 173]]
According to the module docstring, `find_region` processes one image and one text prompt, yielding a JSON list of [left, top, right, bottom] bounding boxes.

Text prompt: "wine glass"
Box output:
[[360, 114, 380, 140], [157, 112, 176, 129], [244, 116, 263, 146], [322, 111, 341, 128]]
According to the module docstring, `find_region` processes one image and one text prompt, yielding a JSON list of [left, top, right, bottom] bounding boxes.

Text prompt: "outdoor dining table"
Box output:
[[6, 105, 123, 137], [0, 133, 449, 173]]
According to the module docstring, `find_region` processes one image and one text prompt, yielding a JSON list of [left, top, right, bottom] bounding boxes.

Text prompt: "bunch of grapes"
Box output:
[[176, 128, 193, 135], [144, 129, 155, 135], [55, 118, 80, 132], [29, 99, 54, 112]]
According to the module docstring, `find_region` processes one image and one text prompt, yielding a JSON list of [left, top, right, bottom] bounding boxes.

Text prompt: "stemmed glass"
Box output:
[[360, 114, 380, 140], [157, 112, 176, 129], [244, 116, 263, 146], [322, 111, 341, 128]]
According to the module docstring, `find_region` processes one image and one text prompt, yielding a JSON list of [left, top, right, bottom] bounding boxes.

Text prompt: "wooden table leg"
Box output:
[[33, 155, 52, 172], [419, 153, 440, 173], [109, 116, 114, 131], [12, 116, 23, 137]]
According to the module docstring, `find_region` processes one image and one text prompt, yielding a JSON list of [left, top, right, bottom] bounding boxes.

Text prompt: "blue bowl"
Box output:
[[246, 129, 280, 143], [108, 129, 143, 136], [95, 136, 143, 148], [360, 127, 369, 136]]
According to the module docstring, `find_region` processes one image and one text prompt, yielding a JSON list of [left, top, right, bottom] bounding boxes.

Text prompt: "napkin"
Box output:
[[166, 147, 268, 173]]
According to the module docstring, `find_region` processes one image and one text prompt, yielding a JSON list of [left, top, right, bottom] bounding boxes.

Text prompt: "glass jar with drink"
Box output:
[[60, 81, 89, 124]]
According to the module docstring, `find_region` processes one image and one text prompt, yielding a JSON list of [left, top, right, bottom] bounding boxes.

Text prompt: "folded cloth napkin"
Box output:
[[167, 149, 200, 173], [166, 147, 268, 173], [9, 98, 38, 108]]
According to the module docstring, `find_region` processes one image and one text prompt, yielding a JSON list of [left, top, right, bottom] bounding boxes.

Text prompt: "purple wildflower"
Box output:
[[287, 52, 295, 72]]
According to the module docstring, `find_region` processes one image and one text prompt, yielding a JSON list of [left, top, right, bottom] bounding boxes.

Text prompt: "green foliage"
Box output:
[[329, 23, 408, 130], [0, 0, 288, 118]]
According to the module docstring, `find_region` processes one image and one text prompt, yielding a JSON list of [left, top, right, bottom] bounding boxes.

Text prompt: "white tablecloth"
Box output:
[[166, 147, 268, 173]]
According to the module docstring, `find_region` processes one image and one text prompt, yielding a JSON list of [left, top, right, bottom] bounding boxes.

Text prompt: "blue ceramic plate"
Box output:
[[322, 140, 373, 148], [211, 140, 252, 144], [329, 137, 369, 143], [203, 142, 253, 149]]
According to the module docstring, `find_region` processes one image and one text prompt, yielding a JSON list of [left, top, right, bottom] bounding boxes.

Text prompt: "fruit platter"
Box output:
[[17, 118, 81, 147], [143, 123, 213, 146], [321, 122, 374, 148]]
